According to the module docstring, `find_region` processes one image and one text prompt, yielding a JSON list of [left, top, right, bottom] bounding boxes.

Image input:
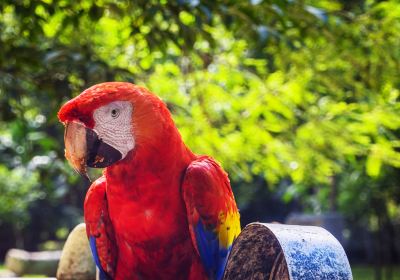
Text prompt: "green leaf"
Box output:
[[366, 152, 382, 177]]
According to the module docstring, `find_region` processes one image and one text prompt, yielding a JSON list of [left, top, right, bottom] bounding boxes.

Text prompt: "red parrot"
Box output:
[[58, 82, 241, 280]]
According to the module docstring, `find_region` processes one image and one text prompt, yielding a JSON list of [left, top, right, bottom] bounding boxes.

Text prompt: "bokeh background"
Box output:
[[1, 0, 400, 279]]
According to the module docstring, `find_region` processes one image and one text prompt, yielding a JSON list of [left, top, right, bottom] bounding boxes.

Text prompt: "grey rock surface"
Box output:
[[5, 248, 61, 276], [57, 223, 96, 280]]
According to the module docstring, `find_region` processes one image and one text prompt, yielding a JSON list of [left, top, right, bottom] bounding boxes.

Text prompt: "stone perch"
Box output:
[[57, 223, 96, 280], [223, 223, 353, 280]]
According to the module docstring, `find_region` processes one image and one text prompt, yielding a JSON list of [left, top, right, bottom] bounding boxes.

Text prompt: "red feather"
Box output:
[[84, 176, 117, 278], [59, 82, 240, 279]]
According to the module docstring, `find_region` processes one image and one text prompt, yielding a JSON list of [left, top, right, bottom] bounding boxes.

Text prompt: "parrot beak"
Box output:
[[64, 121, 88, 179], [64, 121, 122, 179]]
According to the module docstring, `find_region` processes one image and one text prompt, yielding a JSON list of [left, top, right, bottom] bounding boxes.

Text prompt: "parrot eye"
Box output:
[[111, 108, 120, 118]]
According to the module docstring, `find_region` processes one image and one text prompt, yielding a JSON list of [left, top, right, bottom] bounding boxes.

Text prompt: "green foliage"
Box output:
[[0, 166, 40, 225], [352, 265, 400, 280], [0, 0, 400, 266]]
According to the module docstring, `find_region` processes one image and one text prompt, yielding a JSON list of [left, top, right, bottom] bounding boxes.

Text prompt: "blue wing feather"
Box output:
[[183, 158, 241, 280], [195, 221, 231, 280], [89, 236, 111, 280]]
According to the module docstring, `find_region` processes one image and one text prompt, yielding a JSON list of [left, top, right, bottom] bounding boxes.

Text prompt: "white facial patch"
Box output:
[[93, 101, 135, 159]]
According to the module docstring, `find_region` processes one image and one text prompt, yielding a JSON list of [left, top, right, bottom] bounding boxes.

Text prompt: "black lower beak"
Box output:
[[64, 121, 123, 178], [86, 128, 122, 168]]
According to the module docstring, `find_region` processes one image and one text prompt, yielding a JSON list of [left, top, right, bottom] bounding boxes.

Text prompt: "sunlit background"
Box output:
[[1, 0, 400, 279]]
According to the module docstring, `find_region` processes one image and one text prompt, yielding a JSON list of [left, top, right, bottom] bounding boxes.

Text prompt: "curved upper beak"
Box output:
[[64, 121, 122, 179]]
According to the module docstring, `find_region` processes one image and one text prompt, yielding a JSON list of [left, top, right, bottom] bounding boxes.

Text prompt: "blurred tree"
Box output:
[[0, 0, 400, 276]]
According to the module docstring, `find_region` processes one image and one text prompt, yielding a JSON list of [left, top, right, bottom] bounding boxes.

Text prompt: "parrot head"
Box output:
[[58, 82, 176, 179]]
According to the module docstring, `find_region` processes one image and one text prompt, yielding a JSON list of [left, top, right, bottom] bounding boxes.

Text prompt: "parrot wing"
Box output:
[[182, 156, 241, 280], [84, 176, 117, 280]]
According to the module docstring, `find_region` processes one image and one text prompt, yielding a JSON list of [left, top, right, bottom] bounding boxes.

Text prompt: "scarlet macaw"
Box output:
[[58, 82, 241, 280]]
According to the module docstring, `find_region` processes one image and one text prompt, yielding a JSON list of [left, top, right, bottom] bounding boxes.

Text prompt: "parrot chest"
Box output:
[[106, 179, 196, 275]]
